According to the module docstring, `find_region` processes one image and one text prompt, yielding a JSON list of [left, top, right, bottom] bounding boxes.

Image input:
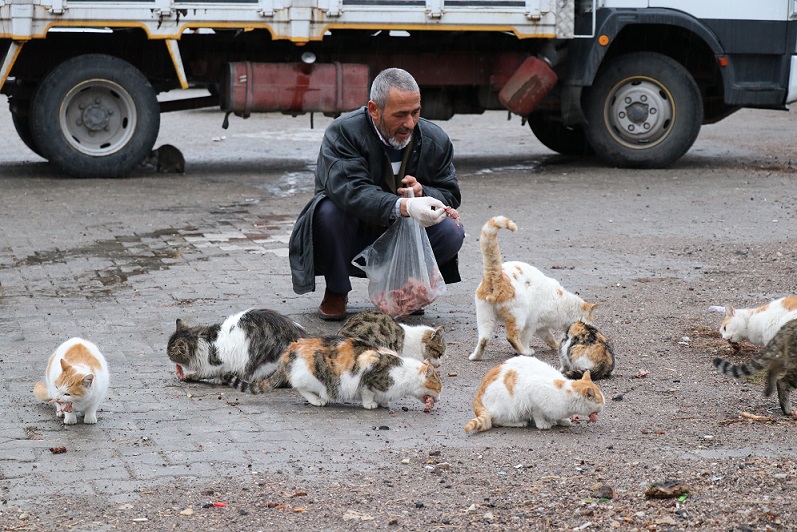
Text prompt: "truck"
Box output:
[[1, 1, 796, 178]]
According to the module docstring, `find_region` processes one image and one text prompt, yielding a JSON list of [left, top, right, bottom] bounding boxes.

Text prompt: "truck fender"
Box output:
[[561, 8, 727, 126]]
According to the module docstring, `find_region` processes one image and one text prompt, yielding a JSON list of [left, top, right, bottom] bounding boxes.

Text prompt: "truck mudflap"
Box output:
[[221, 62, 370, 117]]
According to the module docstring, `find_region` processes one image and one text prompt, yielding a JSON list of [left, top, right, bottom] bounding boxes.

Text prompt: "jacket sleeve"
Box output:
[[316, 115, 399, 227], [414, 120, 461, 209]]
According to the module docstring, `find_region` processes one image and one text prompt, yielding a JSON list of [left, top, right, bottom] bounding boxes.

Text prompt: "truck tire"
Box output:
[[9, 99, 43, 158], [528, 110, 593, 156], [30, 54, 159, 178], [584, 52, 703, 169]]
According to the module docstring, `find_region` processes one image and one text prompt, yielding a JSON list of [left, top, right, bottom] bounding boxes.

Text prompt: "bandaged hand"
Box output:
[[406, 197, 447, 227]]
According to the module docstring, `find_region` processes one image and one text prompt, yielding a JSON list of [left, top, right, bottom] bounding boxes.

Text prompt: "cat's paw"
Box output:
[[63, 414, 77, 425], [468, 351, 483, 361], [84, 414, 98, 424], [557, 418, 573, 426], [362, 401, 379, 409]]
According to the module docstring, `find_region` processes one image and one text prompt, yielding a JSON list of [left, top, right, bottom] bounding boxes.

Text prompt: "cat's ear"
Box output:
[[433, 326, 444, 339], [175, 319, 186, 331], [82, 374, 95, 388], [725, 306, 736, 317], [585, 387, 595, 399], [422, 359, 435, 377], [587, 303, 598, 322], [59, 359, 72, 371], [582, 370, 592, 382]]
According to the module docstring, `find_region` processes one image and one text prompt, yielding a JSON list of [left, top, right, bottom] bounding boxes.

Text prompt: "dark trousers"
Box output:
[[313, 197, 465, 294]]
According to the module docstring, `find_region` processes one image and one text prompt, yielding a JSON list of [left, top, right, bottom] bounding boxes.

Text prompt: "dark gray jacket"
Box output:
[[289, 106, 462, 294]]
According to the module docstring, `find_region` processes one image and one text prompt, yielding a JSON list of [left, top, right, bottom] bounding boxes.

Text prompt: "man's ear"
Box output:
[[368, 100, 380, 121]]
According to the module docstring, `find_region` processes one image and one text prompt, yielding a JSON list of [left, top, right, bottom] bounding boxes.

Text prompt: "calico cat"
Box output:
[[464, 356, 604, 432], [559, 321, 615, 379], [166, 308, 306, 385], [338, 309, 445, 367], [714, 317, 797, 418], [469, 216, 598, 361], [33, 338, 110, 425], [236, 336, 441, 411], [720, 296, 797, 347]]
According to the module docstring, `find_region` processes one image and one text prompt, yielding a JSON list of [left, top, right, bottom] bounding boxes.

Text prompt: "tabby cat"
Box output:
[[234, 336, 441, 411], [464, 356, 604, 432], [714, 317, 797, 418], [33, 338, 110, 425], [470, 216, 598, 361], [720, 296, 797, 347], [166, 308, 305, 385], [338, 309, 445, 367], [559, 321, 615, 379]]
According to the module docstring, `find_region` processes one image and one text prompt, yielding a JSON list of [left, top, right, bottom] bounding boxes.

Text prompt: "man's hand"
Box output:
[[398, 175, 423, 198], [405, 197, 447, 227]]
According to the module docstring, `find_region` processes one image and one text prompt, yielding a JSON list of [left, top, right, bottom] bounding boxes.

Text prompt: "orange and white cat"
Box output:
[[469, 216, 597, 361], [34, 338, 109, 425], [464, 356, 604, 432], [720, 296, 797, 347]]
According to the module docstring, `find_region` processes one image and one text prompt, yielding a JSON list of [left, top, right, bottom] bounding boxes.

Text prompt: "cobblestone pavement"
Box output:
[[1, 98, 796, 525]]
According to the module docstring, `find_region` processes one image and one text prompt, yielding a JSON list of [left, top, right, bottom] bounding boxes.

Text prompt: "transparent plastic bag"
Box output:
[[352, 194, 446, 318]]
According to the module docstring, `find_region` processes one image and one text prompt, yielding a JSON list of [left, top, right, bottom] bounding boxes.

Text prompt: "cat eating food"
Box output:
[[559, 321, 615, 380], [464, 356, 604, 432], [469, 216, 597, 361], [714, 318, 797, 418], [338, 309, 446, 367], [166, 308, 306, 385], [719, 296, 797, 347], [237, 336, 442, 410], [33, 338, 110, 425]]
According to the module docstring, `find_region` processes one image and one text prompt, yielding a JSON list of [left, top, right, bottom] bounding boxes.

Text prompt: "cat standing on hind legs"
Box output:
[[714, 318, 797, 419], [33, 338, 109, 425], [469, 216, 597, 361]]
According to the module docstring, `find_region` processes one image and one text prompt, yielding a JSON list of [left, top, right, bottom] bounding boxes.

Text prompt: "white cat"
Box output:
[[469, 216, 597, 361], [33, 338, 109, 425], [720, 296, 797, 346], [464, 356, 604, 432]]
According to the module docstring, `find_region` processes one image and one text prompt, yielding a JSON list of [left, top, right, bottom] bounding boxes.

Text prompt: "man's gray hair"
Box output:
[[369, 68, 420, 110]]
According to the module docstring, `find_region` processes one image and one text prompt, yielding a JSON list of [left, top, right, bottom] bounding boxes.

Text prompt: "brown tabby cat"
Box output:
[[559, 321, 615, 379], [231, 336, 442, 411], [338, 309, 445, 367], [714, 318, 797, 418]]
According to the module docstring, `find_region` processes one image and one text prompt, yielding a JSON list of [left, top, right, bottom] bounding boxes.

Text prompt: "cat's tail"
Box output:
[[33, 381, 50, 402], [479, 216, 517, 286], [250, 365, 290, 394], [464, 395, 493, 433], [713, 356, 766, 380]]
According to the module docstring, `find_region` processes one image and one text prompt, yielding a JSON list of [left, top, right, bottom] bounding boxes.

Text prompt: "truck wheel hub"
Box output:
[[82, 105, 110, 131], [608, 78, 673, 145]]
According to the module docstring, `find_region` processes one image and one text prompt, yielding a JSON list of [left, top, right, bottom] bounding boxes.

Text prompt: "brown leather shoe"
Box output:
[[318, 289, 348, 321]]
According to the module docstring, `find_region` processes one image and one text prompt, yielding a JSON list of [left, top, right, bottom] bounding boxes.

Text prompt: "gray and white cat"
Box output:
[[166, 308, 305, 384], [559, 321, 615, 380], [714, 317, 797, 418], [464, 356, 604, 432], [470, 216, 598, 361], [240, 336, 442, 411], [338, 309, 445, 367]]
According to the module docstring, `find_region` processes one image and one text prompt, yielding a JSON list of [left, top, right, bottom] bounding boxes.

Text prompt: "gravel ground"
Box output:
[[1, 104, 796, 531]]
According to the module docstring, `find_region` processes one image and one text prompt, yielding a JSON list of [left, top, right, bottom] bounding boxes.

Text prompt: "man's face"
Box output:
[[368, 88, 422, 149]]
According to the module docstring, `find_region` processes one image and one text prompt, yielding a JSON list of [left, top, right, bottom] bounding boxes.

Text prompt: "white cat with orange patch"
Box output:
[[720, 296, 797, 347], [464, 356, 604, 432], [470, 216, 597, 361], [34, 338, 109, 425]]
